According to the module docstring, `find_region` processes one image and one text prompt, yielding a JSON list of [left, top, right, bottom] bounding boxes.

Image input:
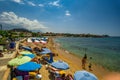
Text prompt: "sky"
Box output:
[[0, 0, 120, 36]]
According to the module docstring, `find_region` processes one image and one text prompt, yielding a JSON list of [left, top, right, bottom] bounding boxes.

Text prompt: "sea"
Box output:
[[54, 37, 120, 71]]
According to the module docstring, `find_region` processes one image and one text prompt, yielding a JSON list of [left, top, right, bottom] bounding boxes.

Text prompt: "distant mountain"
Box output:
[[10, 28, 31, 32]]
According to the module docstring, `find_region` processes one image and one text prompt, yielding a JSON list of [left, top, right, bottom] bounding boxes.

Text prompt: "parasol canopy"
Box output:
[[8, 56, 32, 66], [51, 60, 69, 70], [22, 46, 32, 51], [23, 54, 36, 58], [17, 62, 42, 71], [74, 70, 98, 80], [40, 48, 51, 55], [19, 51, 32, 55]]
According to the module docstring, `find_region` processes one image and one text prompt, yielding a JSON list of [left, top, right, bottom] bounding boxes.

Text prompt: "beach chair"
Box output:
[[66, 74, 74, 80], [13, 76, 23, 80], [48, 66, 59, 73], [14, 68, 29, 76], [0, 52, 3, 57], [23, 75, 29, 80], [29, 71, 38, 79], [55, 77, 63, 80]]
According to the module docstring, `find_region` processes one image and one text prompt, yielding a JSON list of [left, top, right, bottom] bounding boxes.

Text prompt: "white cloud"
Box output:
[[65, 10, 71, 16], [49, 0, 61, 7], [38, 4, 44, 7], [0, 12, 47, 30], [12, 0, 24, 4], [28, 1, 36, 6]]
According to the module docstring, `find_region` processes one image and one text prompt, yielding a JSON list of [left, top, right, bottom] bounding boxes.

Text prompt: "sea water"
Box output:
[[54, 37, 120, 71]]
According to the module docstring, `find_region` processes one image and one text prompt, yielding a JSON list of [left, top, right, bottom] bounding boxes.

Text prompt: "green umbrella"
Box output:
[[8, 56, 32, 66], [19, 51, 32, 55]]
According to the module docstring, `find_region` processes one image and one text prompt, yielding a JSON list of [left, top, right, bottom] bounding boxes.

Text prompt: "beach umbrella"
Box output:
[[23, 54, 36, 58], [39, 48, 51, 54], [42, 48, 51, 52], [43, 48, 51, 53], [40, 40, 47, 44], [40, 51, 51, 55], [8, 56, 32, 66], [19, 51, 32, 55], [39, 48, 51, 55], [51, 60, 69, 70], [17, 62, 42, 71], [27, 38, 32, 42], [34, 40, 40, 42], [22, 46, 32, 51], [74, 70, 98, 80], [9, 42, 16, 49]]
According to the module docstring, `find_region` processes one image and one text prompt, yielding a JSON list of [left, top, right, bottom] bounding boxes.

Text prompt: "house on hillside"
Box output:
[[0, 35, 2, 38]]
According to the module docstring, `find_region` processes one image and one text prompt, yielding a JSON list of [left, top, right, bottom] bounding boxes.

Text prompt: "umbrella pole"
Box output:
[[10, 66, 13, 80]]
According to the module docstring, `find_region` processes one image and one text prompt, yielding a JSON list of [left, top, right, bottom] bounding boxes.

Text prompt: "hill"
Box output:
[[10, 28, 31, 32]]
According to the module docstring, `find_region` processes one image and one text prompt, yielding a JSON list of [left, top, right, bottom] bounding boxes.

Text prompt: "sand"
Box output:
[[2, 37, 120, 80]]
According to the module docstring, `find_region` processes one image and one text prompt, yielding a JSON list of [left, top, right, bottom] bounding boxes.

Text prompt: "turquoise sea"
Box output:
[[54, 37, 120, 71]]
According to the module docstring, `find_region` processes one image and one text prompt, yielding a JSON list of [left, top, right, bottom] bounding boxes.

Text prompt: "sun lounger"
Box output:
[[23, 75, 29, 80], [13, 76, 23, 80], [66, 74, 74, 80], [48, 66, 60, 73], [55, 77, 63, 80], [14, 68, 29, 76]]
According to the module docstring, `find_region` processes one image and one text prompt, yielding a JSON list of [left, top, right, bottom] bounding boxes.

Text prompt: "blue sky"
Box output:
[[0, 0, 120, 36]]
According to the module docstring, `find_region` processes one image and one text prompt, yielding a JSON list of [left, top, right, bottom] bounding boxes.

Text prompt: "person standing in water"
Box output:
[[88, 57, 93, 71], [82, 54, 87, 69]]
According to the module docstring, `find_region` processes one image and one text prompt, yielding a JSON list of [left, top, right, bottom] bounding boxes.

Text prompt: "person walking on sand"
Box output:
[[82, 54, 87, 69]]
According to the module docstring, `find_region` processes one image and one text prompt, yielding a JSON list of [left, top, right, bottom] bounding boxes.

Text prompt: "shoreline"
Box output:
[[53, 37, 120, 72], [51, 37, 120, 80]]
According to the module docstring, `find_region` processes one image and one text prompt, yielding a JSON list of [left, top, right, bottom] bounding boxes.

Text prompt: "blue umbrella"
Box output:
[[74, 70, 98, 80], [23, 54, 36, 58], [51, 60, 69, 70], [17, 62, 42, 72], [22, 46, 32, 51], [44, 53, 54, 63], [9, 42, 16, 49], [42, 48, 50, 51], [39, 48, 51, 55]]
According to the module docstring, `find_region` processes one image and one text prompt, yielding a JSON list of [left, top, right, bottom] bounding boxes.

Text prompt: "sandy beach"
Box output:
[[2, 37, 120, 80], [45, 37, 120, 80]]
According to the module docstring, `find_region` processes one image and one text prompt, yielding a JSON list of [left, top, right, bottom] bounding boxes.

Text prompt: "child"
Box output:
[[88, 57, 93, 71]]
